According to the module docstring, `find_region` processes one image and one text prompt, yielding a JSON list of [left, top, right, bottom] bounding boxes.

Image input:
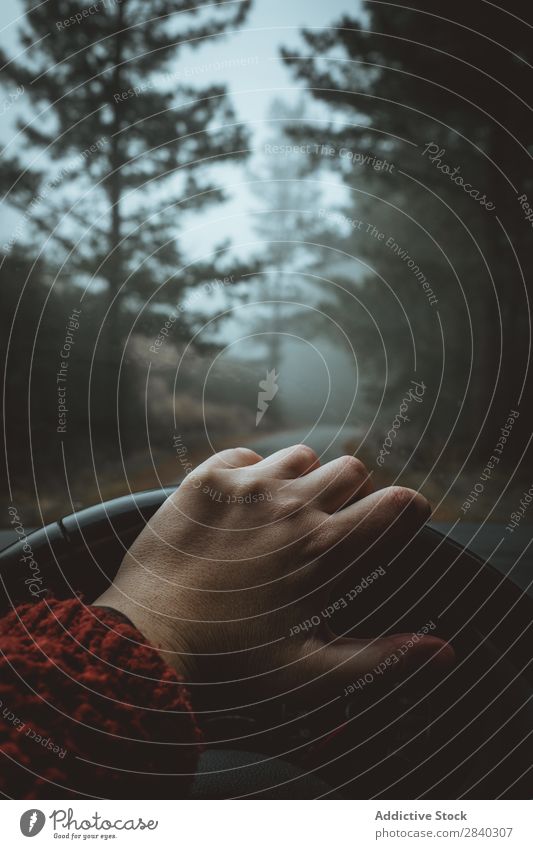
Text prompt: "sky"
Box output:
[[0, 0, 361, 251]]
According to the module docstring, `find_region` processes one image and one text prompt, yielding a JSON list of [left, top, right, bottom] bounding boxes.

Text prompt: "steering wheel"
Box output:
[[1, 487, 532, 799]]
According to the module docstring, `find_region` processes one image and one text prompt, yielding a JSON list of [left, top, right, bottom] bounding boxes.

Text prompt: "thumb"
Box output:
[[296, 634, 455, 699]]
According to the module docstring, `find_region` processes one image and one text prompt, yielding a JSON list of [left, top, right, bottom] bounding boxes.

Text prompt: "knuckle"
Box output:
[[272, 492, 304, 520], [233, 472, 261, 498], [303, 514, 337, 555], [235, 446, 262, 460], [382, 486, 430, 518], [245, 467, 270, 490], [191, 465, 220, 491], [181, 472, 204, 494], [338, 454, 367, 478], [291, 443, 319, 466], [217, 447, 261, 468]]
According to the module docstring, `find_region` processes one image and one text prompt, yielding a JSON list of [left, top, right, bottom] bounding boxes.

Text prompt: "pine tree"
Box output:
[[248, 98, 324, 385], [0, 0, 252, 456], [282, 1, 533, 461], [0, 0, 251, 317]]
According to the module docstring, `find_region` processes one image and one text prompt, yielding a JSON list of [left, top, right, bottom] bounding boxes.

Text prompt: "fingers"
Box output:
[[191, 444, 319, 480], [253, 443, 320, 478], [322, 485, 431, 556], [296, 634, 454, 698], [296, 455, 374, 512], [192, 446, 263, 474]]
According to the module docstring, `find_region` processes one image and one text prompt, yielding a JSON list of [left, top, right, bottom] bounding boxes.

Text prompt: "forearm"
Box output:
[[0, 598, 201, 798]]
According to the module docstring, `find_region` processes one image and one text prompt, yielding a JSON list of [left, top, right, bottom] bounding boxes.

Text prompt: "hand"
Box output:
[[95, 445, 454, 708]]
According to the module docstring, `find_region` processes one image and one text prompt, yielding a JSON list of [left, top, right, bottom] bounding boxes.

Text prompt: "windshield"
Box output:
[[1, 0, 532, 587]]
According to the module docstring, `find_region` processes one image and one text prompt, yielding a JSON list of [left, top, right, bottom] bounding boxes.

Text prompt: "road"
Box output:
[[244, 423, 362, 464], [1, 421, 531, 594]]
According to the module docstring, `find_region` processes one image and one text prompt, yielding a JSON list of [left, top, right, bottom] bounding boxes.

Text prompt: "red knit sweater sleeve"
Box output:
[[0, 598, 201, 799]]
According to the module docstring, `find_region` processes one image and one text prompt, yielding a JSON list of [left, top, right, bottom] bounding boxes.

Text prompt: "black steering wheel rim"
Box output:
[[1, 487, 532, 798]]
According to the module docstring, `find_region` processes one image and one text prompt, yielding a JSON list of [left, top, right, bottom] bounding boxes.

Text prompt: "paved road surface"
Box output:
[[244, 423, 362, 465]]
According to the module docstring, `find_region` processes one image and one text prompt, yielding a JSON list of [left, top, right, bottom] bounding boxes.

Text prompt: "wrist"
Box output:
[[92, 590, 195, 682]]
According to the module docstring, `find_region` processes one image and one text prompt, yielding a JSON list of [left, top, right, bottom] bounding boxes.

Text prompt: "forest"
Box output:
[[1, 0, 531, 525]]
